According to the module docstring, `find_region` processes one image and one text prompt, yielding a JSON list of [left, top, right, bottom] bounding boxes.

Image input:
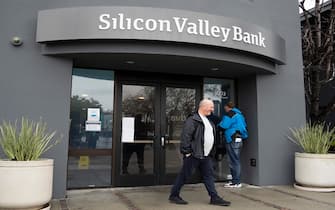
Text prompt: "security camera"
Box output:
[[11, 36, 23, 46]]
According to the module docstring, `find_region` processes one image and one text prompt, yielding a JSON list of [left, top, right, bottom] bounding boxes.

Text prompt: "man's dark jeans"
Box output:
[[226, 141, 243, 184], [170, 156, 218, 198]]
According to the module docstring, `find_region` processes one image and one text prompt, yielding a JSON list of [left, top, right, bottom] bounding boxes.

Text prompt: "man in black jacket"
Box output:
[[169, 99, 231, 207]]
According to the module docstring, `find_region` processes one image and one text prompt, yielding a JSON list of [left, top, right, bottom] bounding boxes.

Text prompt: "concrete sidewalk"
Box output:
[[51, 184, 335, 210]]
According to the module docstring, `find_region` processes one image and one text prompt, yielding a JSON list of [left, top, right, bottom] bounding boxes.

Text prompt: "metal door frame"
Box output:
[[112, 71, 202, 187]]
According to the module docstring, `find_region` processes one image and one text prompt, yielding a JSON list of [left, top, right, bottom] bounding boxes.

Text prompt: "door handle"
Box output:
[[161, 136, 165, 147]]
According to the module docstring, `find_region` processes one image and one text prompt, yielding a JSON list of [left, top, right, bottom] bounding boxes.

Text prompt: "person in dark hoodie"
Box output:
[[219, 102, 248, 188], [169, 99, 231, 207]]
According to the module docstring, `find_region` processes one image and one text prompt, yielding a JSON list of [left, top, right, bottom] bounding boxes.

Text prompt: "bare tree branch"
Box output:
[[301, 0, 335, 121]]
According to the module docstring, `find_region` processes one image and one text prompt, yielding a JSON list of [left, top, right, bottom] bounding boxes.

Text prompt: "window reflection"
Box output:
[[67, 68, 114, 188], [204, 78, 235, 181], [204, 78, 235, 118], [69, 69, 114, 149], [165, 87, 196, 174], [121, 85, 155, 175]]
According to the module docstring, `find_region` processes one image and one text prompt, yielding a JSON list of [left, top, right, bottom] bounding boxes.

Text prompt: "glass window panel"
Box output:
[[67, 68, 114, 188], [203, 78, 235, 118], [203, 78, 235, 181]]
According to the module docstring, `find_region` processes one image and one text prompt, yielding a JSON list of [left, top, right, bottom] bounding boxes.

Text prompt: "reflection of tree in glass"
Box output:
[[69, 95, 103, 146], [204, 84, 230, 100], [204, 84, 220, 100], [166, 88, 196, 141], [122, 87, 155, 118], [122, 87, 155, 140], [71, 95, 102, 111], [166, 88, 196, 116], [70, 95, 103, 126], [204, 83, 232, 117]]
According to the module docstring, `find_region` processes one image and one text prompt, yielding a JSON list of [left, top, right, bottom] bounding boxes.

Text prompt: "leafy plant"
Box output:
[[288, 123, 335, 154], [0, 118, 60, 161], [331, 140, 335, 151]]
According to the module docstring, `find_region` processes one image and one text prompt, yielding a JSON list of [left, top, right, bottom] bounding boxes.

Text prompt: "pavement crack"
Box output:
[[267, 188, 335, 207], [115, 192, 142, 210], [230, 191, 293, 210]]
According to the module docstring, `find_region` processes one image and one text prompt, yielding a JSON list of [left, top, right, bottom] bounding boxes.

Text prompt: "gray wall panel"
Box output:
[[255, 0, 306, 185], [0, 1, 73, 198], [238, 75, 259, 185]]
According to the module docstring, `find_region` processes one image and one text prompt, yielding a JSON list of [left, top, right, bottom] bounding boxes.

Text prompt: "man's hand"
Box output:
[[185, 153, 191, 157]]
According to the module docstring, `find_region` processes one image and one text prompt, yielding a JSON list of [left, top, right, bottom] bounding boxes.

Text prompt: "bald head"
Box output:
[[198, 99, 214, 116]]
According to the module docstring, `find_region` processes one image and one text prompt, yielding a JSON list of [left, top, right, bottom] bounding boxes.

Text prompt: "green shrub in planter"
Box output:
[[0, 117, 60, 161], [288, 123, 335, 154]]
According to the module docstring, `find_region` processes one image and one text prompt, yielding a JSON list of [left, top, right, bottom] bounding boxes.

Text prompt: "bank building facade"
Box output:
[[0, 0, 305, 198]]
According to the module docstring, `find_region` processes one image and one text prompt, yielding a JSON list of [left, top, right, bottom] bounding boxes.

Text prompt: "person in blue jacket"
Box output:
[[219, 101, 248, 188]]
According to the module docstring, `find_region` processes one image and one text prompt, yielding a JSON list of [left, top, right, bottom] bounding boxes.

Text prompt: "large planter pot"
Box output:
[[295, 152, 335, 191], [0, 159, 53, 209]]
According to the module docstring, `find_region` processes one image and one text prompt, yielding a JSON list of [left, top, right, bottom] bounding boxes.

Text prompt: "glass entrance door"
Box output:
[[115, 75, 201, 186], [159, 86, 197, 184], [119, 84, 157, 186]]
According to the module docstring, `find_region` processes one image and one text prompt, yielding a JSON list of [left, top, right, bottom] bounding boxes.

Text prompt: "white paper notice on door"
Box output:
[[121, 117, 135, 143], [85, 121, 101, 132], [87, 108, 100, 122]]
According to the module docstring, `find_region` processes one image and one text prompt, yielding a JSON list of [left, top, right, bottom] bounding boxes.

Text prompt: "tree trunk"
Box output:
[[310, 0, 322, 121], [310, 66, 321, 121], [301, 0, 335, 122]]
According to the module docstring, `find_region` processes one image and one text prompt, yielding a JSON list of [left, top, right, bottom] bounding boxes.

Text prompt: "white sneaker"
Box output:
[[224, 183, 242, 188], [223, 182, 232, 187]]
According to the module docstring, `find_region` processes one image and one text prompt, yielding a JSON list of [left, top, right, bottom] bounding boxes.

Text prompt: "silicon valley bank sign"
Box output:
[[36, 7, 285, 63], [98, 13, 266, 48]]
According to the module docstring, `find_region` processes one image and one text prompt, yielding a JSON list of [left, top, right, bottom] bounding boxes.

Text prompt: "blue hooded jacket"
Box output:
[[219, 108, 248, 143]]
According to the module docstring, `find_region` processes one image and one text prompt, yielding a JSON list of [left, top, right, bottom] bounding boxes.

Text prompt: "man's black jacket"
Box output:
[[180, 112, 216, 159]]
